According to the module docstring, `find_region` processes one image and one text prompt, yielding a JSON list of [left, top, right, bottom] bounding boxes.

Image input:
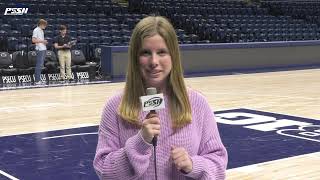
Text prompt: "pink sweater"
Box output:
[[93, 89, 228, 180]]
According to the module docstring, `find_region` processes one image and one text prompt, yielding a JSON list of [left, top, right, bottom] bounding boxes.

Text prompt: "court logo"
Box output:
[[277, 125, 320, 142], [216, 109, 320, 143]]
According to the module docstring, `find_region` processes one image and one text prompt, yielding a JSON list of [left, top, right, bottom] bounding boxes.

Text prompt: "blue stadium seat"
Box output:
[[78, 30, 89, 37], [8, 37, 19, 51], [69, 4, 78, 13], [17, 24, 30, 37], [1, 24, 11, 31], [0, 52, 12, 69], [78, 5, 88, 12], [101, 36, 112, 44], [87, 19, 98, 25], [58, 4, 68, 13], [121, 29, 131, 36], [45, 30, 54, 39], [68, 30, 77, 38], [68, 24, 77, 31], [65, 18, 77, 25], [89, 36, 101, 44], [10, 30, 21, 38], [88, 24, 98, 31], [12, 51, 33, 75], [78, 36, 90, 44], [88, 30, 99, 37], [110, 29, 121, 37]]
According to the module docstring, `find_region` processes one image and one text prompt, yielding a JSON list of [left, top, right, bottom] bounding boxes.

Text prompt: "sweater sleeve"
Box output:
[[93, 95, 153, 180], [183, 95, 228, 180]]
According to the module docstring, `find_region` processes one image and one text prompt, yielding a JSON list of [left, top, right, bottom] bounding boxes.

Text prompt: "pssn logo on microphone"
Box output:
[[4, 4, 28, 15], [140, 94, 165, 112], [144, 97, 163, 108]]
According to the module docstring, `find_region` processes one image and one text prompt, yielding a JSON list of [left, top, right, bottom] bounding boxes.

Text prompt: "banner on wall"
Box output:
[[0, 72, 91, 85]]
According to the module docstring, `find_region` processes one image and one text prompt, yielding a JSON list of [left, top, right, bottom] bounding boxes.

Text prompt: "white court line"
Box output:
[[210, 91, 316, 100], [71, 123, 99, 128], [42, 132, 98, 140], [0, 170, 19, 180], [0, 103, 62, 112], [0, 123, 99, 138], [228, 151, 320, 172]]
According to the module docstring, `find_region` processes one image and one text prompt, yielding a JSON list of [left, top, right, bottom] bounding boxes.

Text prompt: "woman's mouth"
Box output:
[[149, 70, 161, 76]]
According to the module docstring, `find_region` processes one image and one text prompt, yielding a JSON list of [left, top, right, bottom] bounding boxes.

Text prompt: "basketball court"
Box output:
[[0, 68, 319, 179]]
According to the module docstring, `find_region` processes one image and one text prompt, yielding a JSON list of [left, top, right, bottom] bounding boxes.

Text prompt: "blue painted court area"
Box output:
[[0, 109, 319, 180]]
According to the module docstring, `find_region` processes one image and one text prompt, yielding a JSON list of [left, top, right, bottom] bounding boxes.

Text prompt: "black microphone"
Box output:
[[146, 87, 158, 146], [144, 87, 162, 180]]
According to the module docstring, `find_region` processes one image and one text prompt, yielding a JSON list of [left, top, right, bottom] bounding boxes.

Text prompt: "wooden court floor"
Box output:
[[1, 69, 319, 179]]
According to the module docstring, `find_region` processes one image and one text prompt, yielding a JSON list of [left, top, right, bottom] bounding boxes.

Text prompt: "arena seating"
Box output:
[[138, 0, 320, 43], [12, 50, 33, 75], [0, 51, 17, 76], [261, 0, 320, 30]]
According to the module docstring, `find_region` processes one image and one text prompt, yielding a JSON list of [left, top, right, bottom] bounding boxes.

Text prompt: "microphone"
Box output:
[[140, 87, 165, 180], [140, 87, 165, 146]]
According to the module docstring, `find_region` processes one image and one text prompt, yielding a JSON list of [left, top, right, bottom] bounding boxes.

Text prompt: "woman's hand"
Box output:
[[171, 146, 193, 173], [141, 112, 160, 144]]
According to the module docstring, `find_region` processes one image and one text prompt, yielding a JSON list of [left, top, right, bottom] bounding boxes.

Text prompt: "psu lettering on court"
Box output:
[[216, 109, 320, 143]]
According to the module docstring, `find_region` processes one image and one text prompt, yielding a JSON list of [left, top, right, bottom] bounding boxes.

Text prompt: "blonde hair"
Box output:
[[38, 19, 47, 26], [119, 16, 192, 128]]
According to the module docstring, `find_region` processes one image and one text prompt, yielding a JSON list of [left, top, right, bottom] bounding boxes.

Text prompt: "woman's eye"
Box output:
[[140, 50, 150, 56], [158, 50, 168, 55]]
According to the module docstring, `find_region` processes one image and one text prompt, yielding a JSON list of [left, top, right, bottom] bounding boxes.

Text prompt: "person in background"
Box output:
[[93, 16, 228, 180], [54, 25, 73, 82], [32, 19, 47, 85]]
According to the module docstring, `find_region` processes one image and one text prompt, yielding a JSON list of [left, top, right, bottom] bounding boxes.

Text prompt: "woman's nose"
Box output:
[[150, 53, 159, 67]]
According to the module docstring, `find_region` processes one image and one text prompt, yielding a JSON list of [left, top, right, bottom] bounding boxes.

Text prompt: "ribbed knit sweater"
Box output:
[[93, 88, 228, 180]]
